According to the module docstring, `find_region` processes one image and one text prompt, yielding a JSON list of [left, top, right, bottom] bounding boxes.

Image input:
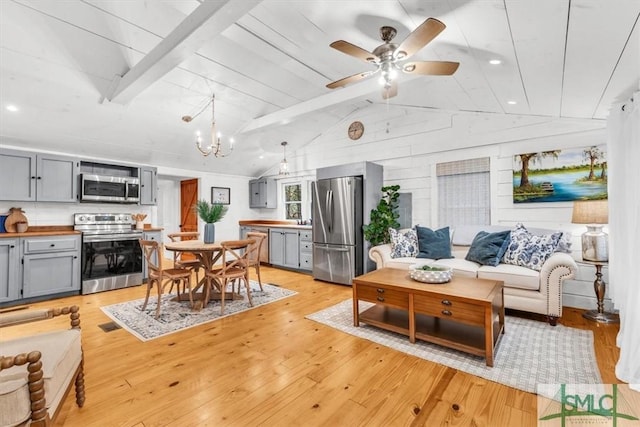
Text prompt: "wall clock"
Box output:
[[348, 121, 364, 140]]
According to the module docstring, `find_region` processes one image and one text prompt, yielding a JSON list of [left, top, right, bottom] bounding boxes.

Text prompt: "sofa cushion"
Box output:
[[430, 257, 480, 278], [478, 264, 540, 291], [0, 329, 82, 426], [465, 230, 511, 266], [388, 228, 418, 258], [385, 257, 424, 269], [415, 226, 453, 260], [502, 223, 563, 271]]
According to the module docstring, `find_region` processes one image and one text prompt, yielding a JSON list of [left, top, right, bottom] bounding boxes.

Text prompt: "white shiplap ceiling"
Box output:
[[1, 0, 638, 176]]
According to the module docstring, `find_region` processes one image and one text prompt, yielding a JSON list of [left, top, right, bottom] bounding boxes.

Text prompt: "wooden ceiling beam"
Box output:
[[106, 0, 261, 104]]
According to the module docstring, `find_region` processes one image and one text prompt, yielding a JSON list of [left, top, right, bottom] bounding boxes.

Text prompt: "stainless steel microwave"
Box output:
[[80, 174, 140, 203]]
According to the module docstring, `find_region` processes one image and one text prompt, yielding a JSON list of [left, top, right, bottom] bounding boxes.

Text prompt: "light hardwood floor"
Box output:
[[3, 266, 620, 427]]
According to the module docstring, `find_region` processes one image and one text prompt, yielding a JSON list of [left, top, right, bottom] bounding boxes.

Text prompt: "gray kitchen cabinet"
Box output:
[[0, 148, 78, 202], [298, 229, 313, 271], [142, 230, 162, 279], [21, 235, 81, 299], [249, 178, 277, 208], [0, 239, 21, 303], [140, 166, 158, 205], [269, 228, 299, 269]]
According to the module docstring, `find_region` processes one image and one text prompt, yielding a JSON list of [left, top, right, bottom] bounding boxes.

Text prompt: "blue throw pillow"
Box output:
[[465, 230, 511, 266], [415, 226, 453, 260]]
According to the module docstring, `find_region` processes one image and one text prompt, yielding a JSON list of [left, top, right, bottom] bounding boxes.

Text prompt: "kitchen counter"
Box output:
[[0, 226, 80, 238], [239, 220, 311, 230]]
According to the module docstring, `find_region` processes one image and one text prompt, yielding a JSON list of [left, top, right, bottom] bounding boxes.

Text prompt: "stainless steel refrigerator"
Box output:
[[312, 176, 363, 285]]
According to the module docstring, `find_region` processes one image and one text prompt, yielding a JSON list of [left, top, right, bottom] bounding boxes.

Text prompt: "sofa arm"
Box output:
[[368, 244, 393, 270], [539, 252, 578, 318], [0, 306, 84, 427]]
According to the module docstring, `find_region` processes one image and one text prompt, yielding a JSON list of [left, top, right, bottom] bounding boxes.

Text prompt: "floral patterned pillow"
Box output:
[[389, 228, 418, 258], [502, 223, 563, 271]]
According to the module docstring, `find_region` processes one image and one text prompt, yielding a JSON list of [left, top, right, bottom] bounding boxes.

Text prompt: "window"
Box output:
[[437, 158, 490, 227], [284, 183, 302, 220]]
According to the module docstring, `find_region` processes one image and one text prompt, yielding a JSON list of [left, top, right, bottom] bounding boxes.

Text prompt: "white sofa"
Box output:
[[368, 225, 578, 325]]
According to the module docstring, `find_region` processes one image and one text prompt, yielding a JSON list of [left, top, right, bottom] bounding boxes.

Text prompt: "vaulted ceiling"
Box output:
[[1, 0, 638, 177]]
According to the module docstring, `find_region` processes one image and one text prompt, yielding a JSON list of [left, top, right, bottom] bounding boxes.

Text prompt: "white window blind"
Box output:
[[437, 158, 490, 227]]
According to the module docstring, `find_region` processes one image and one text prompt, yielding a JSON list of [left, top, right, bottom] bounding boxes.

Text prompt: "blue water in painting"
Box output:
[[513, 170, 607, 203]]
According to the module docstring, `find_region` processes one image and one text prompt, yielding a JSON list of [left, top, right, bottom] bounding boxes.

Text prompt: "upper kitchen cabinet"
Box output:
[[249, 178, 276, 209], [0, 148, 78, 202], [139, 166, 158, 206]]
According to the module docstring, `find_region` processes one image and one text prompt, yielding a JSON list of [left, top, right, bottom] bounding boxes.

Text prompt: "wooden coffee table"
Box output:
[[352, 268, 505, 367]]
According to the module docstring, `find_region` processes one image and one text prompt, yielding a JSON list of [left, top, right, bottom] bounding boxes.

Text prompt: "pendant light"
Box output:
[[279, 141, 290, 175]]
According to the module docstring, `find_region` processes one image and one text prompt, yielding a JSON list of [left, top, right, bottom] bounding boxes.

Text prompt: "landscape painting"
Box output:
[[512, 146, 608, 203]]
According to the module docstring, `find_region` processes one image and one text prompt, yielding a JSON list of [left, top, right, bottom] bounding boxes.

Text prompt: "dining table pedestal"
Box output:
[[164, 240, 244, 308]]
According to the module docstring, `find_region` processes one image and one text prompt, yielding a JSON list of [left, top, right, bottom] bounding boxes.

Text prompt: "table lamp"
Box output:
[[571, 200, 608, 262]]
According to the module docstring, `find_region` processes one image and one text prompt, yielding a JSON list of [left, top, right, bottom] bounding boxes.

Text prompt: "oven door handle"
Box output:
[[83, 234, 143, 243]]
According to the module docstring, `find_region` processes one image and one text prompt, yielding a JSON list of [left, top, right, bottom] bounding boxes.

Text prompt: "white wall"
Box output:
[[2, 106, 612, 309], [285, 104, 605, 233], [279, 105, 609, 310]]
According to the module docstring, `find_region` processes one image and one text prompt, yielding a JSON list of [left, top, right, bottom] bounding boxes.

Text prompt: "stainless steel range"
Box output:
[[74, 213, 143, 294]]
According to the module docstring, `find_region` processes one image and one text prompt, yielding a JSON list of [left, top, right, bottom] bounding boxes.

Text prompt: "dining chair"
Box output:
[[245, 232, 267, 291], [204, 239, 253, 315], [167, 231, 202, 287], [139, 239, 193, 318]]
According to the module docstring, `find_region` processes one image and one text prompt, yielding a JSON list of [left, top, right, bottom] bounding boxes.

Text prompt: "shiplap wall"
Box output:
[[277, 105, 610, 309], [2, 106, 611, 309]]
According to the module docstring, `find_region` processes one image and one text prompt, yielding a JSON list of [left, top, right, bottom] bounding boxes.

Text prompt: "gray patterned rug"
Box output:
[[306, 299, 602, 394], [101, 281, 296, 341]]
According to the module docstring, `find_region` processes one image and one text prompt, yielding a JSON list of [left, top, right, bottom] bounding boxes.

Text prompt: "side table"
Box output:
[[581, 260, 619, 324]]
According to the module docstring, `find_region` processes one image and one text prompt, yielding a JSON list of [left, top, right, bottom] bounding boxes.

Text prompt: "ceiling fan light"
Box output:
[[403, 64, 416, 72]]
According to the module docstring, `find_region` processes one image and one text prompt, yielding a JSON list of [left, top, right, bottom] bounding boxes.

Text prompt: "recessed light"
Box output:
[[489, 59, 501, 65], [507, 100, 517, 105], [259, 155, 264, 159], [6, 105, 19, 112]]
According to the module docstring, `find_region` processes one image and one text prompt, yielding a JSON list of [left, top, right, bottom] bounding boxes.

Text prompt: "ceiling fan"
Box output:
[[326, 18, 459, 99]]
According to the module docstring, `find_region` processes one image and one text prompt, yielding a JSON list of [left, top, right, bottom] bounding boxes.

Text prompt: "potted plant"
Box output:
[[195, 199, 228, 243], [362, 185, 401, 247]]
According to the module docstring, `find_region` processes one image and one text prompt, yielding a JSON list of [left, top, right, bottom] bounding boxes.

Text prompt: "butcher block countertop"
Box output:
[[239, 220, 311, 230], [0, 225, 80, 238]]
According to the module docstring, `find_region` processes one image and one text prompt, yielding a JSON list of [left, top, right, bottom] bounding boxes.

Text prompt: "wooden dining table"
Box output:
[[164, 240, 244, 308]]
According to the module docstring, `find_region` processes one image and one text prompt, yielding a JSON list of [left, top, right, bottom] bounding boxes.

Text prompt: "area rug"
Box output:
[[101, 281, 296, 342], [306, 299, 602, 394]]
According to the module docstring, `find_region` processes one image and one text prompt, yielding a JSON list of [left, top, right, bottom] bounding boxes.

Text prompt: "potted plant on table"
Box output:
[[195, 199, 228, 243]]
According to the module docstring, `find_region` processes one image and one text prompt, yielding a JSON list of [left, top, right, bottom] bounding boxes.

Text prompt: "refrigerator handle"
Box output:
[[326, 189, 333, 233], [316, 245, 349, 252]]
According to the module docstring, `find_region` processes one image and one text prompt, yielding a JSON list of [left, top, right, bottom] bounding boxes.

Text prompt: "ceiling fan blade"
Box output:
[[330, 40, 378, 63], [326, 70, 377, 89], [395, 18, 446, 60], [402, 61, 459, 76], [382, 81, 398, 99]]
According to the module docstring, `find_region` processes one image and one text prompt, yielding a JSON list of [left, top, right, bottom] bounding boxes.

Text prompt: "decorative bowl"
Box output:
[[409, 264, 453, 284]]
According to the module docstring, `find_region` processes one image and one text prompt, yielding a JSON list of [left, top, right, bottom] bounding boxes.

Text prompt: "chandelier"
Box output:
[[182, 94, 234, 157], [279, 141, 290, 175]]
